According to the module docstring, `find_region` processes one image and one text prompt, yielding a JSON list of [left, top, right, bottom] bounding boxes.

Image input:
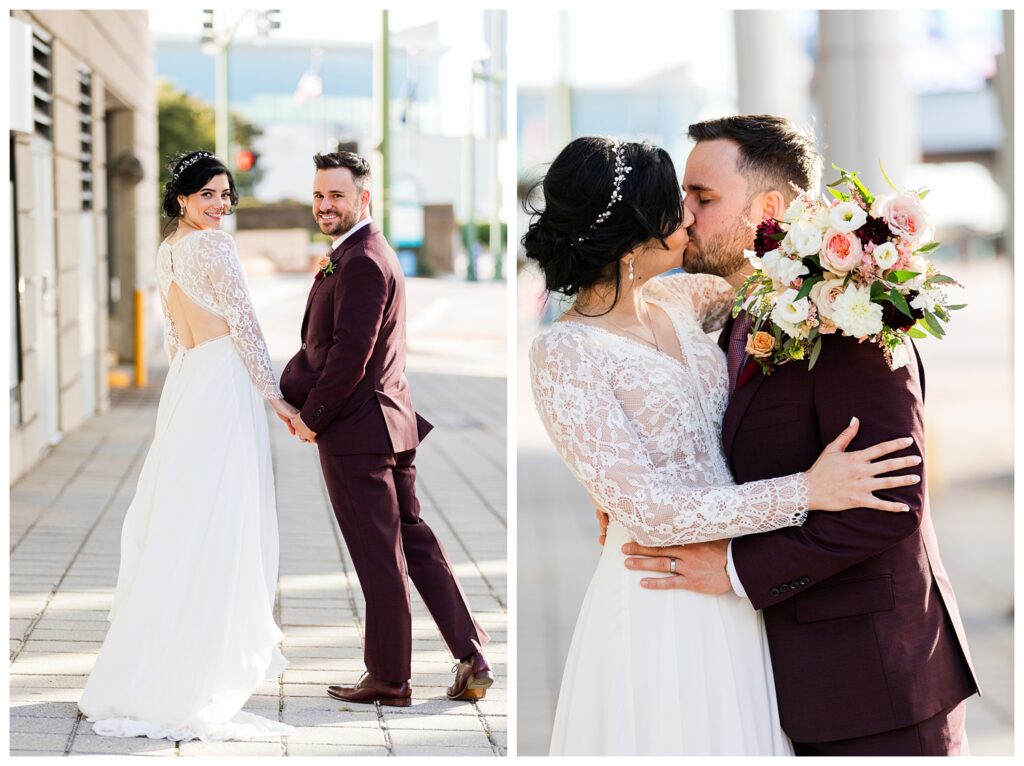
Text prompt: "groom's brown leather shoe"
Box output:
[[327, 673, 412, 707], [446, 652, 493, 700]]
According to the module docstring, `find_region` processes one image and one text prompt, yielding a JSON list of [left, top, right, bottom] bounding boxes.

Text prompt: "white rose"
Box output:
[[872, 241, 899, 270], [781, 220, 822, 257], [808, 278, 847, 320], [760, 248, 784, 279], [903, 254, 928, 290], [776, 255, 810, 286], [812, 205, 832, 231], [871, 192, 935, 244], [828, 201, 868, 233], [910, 288, 940, 313], [771, 288, 810, 338], [744, 249, 762, 270], [783, 197, 808, 224], [889, 338, 912, 370], [830, 284, 884, 337]]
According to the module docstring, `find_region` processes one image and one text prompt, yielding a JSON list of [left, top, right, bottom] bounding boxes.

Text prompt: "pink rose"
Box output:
[[809, 278, 846, 320], [871, 193, 934, 244], [317, 255, 331, 270], [819, 228, 863, 274]]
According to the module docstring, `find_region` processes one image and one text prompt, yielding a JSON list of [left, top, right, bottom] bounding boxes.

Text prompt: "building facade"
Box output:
[[10, 10, 159, 482]]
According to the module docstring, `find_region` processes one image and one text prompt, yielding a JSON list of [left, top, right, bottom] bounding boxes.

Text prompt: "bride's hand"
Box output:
[[271, 398, 299, 434], [806, 417, 921, 513]]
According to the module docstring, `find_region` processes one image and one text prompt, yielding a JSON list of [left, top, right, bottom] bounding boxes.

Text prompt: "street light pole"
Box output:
[[374, 10, 391, 242]]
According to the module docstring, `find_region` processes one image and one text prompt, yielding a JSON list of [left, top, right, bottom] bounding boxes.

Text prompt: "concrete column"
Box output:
[[816, 10, 920, 192], [734, 10, 813, 124]]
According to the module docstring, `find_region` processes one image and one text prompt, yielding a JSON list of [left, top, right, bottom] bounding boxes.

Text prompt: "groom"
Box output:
[[611, 116, 978, 755], [279, 151, 491, 706]]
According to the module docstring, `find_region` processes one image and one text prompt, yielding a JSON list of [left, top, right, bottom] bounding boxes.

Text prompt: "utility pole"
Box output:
[[201, 9, 280, 231], [374, 10, 392, 241]]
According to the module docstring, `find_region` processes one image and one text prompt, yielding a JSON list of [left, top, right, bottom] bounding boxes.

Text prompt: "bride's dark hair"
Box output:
[[161, 151, 239, 230], [521, 137, 683, 312]]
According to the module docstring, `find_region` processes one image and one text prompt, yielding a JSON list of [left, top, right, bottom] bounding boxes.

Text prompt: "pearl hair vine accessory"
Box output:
[[173, 152, 214, 180], [577, 140, 632, 242]]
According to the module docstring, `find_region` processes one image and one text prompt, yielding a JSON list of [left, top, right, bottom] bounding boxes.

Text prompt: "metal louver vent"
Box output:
[[79, 68, 93, 210], [31, 29, 53, 139]]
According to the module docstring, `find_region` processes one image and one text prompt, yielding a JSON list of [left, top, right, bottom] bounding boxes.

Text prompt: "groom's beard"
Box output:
[[318, 207, 361, 237], [685, 218, 753, 278]]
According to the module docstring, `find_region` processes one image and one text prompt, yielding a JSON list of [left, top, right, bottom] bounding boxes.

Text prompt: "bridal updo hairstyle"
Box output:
[[522, 137, 683, 310], [161, 151, 239, 225]]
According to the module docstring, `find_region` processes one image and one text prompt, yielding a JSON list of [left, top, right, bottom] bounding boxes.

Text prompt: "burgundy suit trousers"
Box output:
[[319, 448, 489, 681], [792, 700, 969, 756]]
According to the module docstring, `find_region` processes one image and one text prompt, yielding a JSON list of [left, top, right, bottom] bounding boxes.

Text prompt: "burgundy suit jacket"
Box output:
[[280, 222, 432, 455], [719, 315, 978, 743]]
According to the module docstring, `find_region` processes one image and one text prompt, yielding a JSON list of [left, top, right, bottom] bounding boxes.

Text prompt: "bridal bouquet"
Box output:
[[737, 165, 964, 374]]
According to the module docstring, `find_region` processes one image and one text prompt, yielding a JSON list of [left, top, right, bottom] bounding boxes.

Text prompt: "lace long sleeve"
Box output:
[[652, 273, 735, 332], [158, 289, 180, 364], [199, 231, 283, 400], [530, 330, 808, 546]]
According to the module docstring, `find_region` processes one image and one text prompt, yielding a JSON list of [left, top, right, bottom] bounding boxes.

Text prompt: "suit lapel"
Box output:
[[721, 359, 767, 463], [298, 222, 377, 339]]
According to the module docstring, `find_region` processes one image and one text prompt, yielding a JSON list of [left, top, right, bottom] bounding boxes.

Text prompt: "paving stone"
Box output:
[[9, 275, 506, 756]]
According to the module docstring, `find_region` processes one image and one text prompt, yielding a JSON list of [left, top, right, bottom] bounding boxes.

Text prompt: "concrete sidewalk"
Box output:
[[10, 275, 508, 757]]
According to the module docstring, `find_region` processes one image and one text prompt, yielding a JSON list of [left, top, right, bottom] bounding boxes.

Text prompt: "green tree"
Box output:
[[157, 79, 265, 207]]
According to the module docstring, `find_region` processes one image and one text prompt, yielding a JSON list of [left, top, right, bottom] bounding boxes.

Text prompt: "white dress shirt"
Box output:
[[331, 215, 373, 251]]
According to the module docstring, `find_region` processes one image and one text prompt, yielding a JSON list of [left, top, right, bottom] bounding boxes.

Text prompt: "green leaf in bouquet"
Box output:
[[889, 270, 922, 284], [916, 241, 941, 254], [907, 327, 927, 339], [926, 273, 957, 285], [918, 188, 930, 200], [923, 311, 946, 338], [878, 161, 899, 193], [770, 231, 787, 242], [808, 336, 823, 370], [827, 186, 850, 202], [887, 288, 914, 319], [870, 280, 887, 301], [945, 304, 967, 311], [795, 275, 823, 301]]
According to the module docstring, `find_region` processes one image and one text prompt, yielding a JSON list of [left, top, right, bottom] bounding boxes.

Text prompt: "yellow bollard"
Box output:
[[134, 289, 147, 388]]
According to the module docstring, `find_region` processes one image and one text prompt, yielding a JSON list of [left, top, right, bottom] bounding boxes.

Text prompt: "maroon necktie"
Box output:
[[727, 312, 753, 397]]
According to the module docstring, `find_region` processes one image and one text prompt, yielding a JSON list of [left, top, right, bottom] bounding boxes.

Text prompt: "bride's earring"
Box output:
[[628, 256, 635, 281], [179, 201, 186, 217]]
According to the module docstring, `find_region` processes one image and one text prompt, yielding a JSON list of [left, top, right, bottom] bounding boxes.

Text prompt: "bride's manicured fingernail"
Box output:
[[911, 456, 922, 464], [849, 416, 857, 427], [910, 476, 920, 483], [901, 505, 910, 512]]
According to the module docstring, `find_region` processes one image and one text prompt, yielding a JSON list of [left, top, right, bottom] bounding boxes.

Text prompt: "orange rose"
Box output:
[[317, 255, 331, 270], [745, 331, 776, 358]]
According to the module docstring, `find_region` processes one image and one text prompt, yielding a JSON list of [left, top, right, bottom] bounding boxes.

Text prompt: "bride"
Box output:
[[78, 151, 298, 741], [525, 137, 921, 756]]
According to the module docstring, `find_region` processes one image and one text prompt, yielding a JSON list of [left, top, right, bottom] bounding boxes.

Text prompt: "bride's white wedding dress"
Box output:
[[530, 273, 809, 756], [78, 229, 295, 741]]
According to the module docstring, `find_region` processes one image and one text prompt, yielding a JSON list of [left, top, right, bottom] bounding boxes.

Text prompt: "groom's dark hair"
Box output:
[[313, 151, 372, 192], [687, 115, 822, 200]]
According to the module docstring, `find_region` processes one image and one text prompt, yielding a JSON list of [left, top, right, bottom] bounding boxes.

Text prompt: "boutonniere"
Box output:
[[315, 255, 335, 280]]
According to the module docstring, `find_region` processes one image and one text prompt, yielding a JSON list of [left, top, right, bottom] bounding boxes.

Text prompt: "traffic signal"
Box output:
[[201, 9, 214, 45], [236, 149, 256, 172]]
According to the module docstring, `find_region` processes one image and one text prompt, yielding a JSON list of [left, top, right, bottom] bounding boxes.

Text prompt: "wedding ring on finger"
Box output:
[[668, 558, 677, 575]]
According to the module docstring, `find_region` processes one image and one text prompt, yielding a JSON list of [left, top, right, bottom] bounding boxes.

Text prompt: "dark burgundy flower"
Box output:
[[856, 215, 892, 247], [881, 295, 925, 331], [754, 218, 785, 257]]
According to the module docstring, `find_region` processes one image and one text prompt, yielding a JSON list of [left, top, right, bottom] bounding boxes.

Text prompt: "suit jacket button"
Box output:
[[779, 584, 790, 593], [769, 587, 780, 597], [302, 342, 307, 350], [789, 580, 800, 589], [799, 577, 810, 586]]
